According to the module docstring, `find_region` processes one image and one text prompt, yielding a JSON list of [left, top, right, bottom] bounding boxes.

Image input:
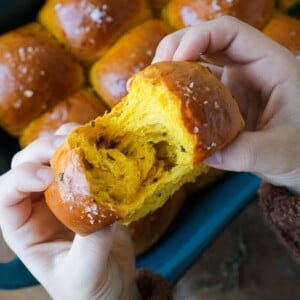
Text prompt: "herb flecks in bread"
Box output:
[[45, 61, 244, 235]]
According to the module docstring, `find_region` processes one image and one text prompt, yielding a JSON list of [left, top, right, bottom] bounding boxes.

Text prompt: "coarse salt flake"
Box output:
[[90, 8, 105, 22], [24, 90, 34, 98], [54, 3, 62, 10]]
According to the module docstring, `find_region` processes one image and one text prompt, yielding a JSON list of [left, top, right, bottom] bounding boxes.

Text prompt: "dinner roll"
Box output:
[[263, 13, 300, 55], [0, 23, 83, 136], [45, 61, 244, 235], [20, 89, 107, 148], [90, 19, 173, 107], [38, 0, 153, 63], [164, 0, 275, 29], [130, 166, 224, 255], [129, 188, 187, 255]]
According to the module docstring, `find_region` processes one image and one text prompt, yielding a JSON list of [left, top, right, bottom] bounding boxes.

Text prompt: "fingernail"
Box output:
[[152, 56, 163, 64], [205, 151, 222, 165], [53, 136, 65, 148], [36, 167, 53, 185], [151, 56, 158, 63], [126, 77, 133, 92]]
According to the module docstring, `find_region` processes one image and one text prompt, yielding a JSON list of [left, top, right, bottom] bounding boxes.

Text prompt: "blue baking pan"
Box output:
[[0, 170, 260, 289]]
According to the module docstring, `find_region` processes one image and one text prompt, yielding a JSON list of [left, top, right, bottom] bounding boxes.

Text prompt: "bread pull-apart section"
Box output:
[[20, 89, 107, 148], [45, 61, 244, 235], [90, 19, 173, 107], [163, 0, 275, 29], [0, 23, 83, 136], [38, 0, 153, 63]]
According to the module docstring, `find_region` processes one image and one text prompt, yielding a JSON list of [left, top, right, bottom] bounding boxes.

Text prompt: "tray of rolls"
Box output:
[[0, 0, 299, 289]]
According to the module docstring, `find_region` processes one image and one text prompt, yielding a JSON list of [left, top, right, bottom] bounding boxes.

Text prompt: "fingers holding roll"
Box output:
[[12, 135, 65, 168], [205, 125, 300, 193], [152, 27, 188, 63], [12, 122, 81, 168], [0, 162, 53, 231]]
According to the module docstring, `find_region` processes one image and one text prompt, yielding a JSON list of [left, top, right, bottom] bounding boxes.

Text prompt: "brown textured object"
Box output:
[[164, 0, 275, 29], [259, 182, 300, 263], [263, 14, 300, 55], [45, 61, 244, 235], [38, 0, 153, 63], [90, 19, 173, 107], [136, 269, 173, 300], [20, 89, 107, 148], [0, 23, 84, 136], [129, 188, 187, 255]]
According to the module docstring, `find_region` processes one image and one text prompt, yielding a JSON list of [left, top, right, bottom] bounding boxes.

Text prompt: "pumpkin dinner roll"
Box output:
[[90, 19, 173, 107], [163, 0, 275, 30], [45, 61, 244, 235], [263, 13, 300, 56], [129, 188, 187, 255], [130, 166, 224, 255], [20, 89, 107, 148], [0, 23, 83, 136], [38, 0, 153, 63]]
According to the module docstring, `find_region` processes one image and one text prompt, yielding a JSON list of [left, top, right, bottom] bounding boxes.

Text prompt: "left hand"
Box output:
[[0, 124, 140, 300]]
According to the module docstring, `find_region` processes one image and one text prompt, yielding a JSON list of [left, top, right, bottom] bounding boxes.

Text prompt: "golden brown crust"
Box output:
[[263, 13, 300, 55], [38, 0, 153, 63], [20, 89, 107, 148], [45, 61, 244, 235], [164, 0, 275, 29], [90, 19, 173, 107], [45, 143, 120, 235], [129, 188, 187, 255], [137, 62, 244, 165], [0, 23, 84, 136]]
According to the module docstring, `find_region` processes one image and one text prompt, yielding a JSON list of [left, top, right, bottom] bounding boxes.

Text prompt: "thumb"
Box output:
[[66, 223, 118, 283], [205, 127, 300, 176]]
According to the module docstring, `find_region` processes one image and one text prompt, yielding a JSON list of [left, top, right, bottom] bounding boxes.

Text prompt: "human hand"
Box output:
[[153, 16, 300, 194], [0, 124, 140, 300]]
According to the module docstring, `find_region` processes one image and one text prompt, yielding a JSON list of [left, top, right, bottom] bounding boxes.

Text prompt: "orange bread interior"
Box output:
[[45, 61, 244, 234]]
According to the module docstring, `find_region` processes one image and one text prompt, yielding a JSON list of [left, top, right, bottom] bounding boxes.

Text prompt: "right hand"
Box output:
[[153, 16, 300, 194]]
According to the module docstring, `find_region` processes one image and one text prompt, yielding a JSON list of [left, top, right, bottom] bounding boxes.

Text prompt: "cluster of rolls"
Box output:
[[0, 0, 299, 255]]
